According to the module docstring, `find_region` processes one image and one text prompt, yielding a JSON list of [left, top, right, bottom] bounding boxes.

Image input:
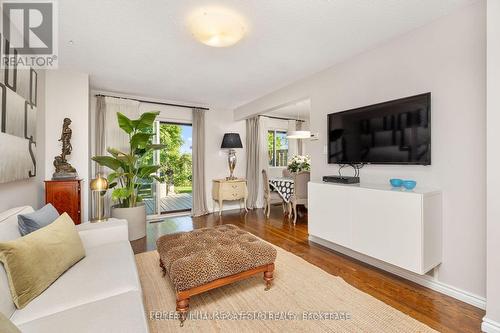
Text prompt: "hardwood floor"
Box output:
[[131, 205, 484, 333]]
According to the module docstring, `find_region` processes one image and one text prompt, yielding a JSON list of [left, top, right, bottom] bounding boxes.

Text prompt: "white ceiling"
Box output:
[[58, 0, 477, 109]]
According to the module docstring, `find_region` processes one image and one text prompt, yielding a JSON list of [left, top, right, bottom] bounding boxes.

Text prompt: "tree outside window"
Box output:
[[268, 130, 288, 167], [143, 123, 192, 195]]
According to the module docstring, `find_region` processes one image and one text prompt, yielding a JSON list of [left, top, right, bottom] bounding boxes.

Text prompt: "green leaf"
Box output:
[[147, 144, 167, 150], [134, 111, 160, 131], [92, 156, 122, 171], [134, 148, 147, 157], [107, 172, 118, 183], [111, 187, 132, 201], [107, 147, 127, 157], [117, 112, 134, 134], [138, 165, 160, 178], [117, 154, 136, 166], [108, 182, 118, 189], [131, 133, 154, 150]]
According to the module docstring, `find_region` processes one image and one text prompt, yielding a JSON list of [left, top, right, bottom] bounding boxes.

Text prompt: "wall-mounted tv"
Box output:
[[327, 93, 431, 165]]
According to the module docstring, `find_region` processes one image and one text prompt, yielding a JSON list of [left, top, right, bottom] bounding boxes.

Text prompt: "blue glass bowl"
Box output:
[[402, 180, 417, 190], [390, 178, 403, 187]]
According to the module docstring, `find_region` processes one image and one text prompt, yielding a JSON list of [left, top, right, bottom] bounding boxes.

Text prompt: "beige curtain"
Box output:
[[102, 97, 140, 153], [94, 96, 140, 214], [95, 96, 140, 162], [192, 108, 208, 216], [256, 116, 269, 208], [95, 96, 106, 175], [246, 117, 260, 209]]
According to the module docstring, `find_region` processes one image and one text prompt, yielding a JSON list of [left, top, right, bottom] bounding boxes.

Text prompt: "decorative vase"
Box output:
[[111, 203, 146, 241]]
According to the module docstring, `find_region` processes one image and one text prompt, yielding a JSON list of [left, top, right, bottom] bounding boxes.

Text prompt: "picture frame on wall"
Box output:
[[0, 34, 38, 184]]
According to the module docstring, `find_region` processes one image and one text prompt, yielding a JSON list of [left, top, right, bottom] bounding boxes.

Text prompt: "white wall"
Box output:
[[484, 0, 500, 331], [205, 108, 246, 212], [235, 2, 486, 302], [0, 71, 46, 212], [45, 70, 90, 222]]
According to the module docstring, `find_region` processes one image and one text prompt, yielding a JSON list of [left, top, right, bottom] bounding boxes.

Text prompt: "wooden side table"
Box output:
[[45, 179, 82, 224], [212, 178, 248, 216]]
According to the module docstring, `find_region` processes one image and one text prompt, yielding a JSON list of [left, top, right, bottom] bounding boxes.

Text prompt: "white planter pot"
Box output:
[[111, 203, 146, 241]]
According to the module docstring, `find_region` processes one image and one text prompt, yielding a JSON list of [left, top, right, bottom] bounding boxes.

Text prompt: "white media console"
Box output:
[[308, 181, 442, 275]]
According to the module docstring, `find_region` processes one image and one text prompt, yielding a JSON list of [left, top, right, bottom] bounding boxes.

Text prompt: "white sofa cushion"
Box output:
[[0, 206, 33, 242], [0, 206, 34, 319], [17, 291, 148, 333], [11, 241, 142, 325], [76, 219, 129, 248]]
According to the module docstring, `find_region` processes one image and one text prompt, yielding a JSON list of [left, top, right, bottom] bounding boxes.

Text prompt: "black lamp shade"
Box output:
[[221, 133, 243, 149]]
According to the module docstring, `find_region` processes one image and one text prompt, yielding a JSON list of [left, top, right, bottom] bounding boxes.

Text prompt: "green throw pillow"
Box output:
[[0, 213, 85, 309]]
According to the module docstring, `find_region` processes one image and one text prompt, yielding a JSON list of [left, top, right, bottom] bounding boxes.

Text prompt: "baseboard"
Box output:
[[482, 318, 500, 333], [309, 235, 486, 310], [208, 205, 250, 214], [147, 204, 248, 221]]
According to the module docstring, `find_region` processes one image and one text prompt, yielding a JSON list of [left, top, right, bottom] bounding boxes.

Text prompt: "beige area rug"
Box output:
[[135, 245, 437, 333]]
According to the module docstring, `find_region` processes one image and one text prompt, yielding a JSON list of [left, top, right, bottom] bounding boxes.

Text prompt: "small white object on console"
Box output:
[[308, 181, 442, 275]]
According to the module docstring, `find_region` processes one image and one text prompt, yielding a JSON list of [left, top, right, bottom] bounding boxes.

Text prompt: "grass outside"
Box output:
[[175, 186, 192, 194]]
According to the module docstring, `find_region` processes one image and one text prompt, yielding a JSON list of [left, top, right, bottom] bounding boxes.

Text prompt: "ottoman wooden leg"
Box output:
[[263, 263, 275, 291], [159, 258, 166, 277], [176, 297, 190, 327]]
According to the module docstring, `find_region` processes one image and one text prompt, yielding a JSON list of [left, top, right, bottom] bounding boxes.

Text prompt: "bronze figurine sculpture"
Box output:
[[52, 118, 78, 179]]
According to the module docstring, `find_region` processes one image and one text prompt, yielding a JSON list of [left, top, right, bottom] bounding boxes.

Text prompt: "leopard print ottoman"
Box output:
[[156, 224, 277, 326]]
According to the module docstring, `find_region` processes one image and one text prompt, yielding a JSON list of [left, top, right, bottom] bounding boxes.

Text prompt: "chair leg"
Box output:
[[266, 202, 271, 218], [263, 198, 267, 218], [293, 201, 297, 225]]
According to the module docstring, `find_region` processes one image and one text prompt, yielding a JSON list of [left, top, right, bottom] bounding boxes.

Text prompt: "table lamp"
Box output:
[[90, 173, 108, 222], [221, 133, 243, 180]]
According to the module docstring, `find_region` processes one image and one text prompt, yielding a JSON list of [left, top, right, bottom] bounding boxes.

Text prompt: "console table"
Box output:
[[308, 181, 442, 275], [212, 178, 248, 216]]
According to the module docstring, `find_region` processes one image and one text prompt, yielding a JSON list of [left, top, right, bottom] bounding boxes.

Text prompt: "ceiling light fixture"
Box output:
[[188, 7, 247, 47], [287, 101, 311, 140], [287, 130, 311, 139]]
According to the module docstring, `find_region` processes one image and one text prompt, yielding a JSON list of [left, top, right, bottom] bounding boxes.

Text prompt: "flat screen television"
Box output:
[[327, 93, 431, 165]]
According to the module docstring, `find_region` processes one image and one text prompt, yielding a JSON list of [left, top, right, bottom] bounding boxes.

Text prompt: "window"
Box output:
[[268, 130, 288, 167]]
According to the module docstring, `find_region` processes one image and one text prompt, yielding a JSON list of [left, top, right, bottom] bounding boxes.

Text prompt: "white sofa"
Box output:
[[0, 206, 149, 333]]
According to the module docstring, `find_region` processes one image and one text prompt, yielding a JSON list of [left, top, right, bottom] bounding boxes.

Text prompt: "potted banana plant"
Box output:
[[92, 111, 164, 240]]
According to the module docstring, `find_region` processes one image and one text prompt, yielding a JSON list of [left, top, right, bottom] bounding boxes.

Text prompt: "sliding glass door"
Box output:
[[143, 121, 193, 216], [156, 122, 193, 214]]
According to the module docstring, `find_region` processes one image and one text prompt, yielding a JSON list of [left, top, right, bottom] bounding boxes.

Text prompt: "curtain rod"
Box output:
[[95, 94, 210, 111], [259, 115, 306, 122]]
